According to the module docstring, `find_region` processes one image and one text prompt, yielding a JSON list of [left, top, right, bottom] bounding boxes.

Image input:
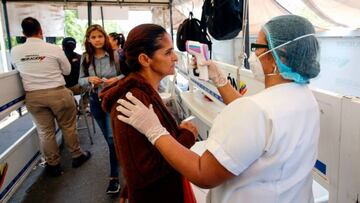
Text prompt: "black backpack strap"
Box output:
[[200, 3, 212, 59]]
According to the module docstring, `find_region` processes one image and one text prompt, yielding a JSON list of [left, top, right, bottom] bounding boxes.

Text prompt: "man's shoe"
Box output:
[[72, 151, 91, 168], [45, 163, 63, 177], [106, 179, 121, 194]]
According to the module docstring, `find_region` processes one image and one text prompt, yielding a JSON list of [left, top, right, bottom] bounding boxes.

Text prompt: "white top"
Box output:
[[11, 38, 70, 91], [206, 83, 320, 203]]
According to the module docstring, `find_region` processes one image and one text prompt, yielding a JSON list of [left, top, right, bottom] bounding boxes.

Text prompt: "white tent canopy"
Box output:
[[3, 0, 360, 36], [173, 0, 360, 34]]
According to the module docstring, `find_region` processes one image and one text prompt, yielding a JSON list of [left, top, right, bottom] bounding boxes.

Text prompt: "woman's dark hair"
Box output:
[[121, 24, 167, 76], [82, 24, 115, 76], [109, 32, 125, 49], [21, 17, 41, 37]]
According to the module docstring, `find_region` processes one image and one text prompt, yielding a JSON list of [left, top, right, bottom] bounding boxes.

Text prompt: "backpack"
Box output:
[[201, 0, 244, 40], [176, 12, 212, 53]]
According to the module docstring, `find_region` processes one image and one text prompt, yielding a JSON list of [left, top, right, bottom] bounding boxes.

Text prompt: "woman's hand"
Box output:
[[88, 76, 103, 86], [103, 77, 118, 86], [179, 121, 198, 140]]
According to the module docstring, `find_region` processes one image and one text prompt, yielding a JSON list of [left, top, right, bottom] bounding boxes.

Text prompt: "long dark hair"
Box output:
[[82, 24, 115, 76], [120, 24, 167, 76], [109, 32, 125, 49]]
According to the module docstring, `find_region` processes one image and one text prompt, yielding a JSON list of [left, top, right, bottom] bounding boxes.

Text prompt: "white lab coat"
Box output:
[[206, 83, 320, 203]]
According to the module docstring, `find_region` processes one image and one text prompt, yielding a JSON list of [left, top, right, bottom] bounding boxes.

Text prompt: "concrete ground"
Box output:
[[8, 113, 123, 203]]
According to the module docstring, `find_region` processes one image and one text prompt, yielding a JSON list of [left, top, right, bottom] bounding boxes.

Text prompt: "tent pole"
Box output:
[[169, 0, 174, 41], [2, 0, 12, 51], [87, 1, 92, 26], [241, 0, 249, 69], [244, 1, 249, 69], [100, 6, 104, 28]]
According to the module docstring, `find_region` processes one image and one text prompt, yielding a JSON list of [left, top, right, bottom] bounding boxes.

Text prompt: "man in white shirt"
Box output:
[[11, 17, 91, 176]]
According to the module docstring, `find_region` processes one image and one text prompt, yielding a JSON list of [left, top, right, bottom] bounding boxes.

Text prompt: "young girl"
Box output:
[[78, 24, 121, 194], [109, 32, 125, 63], [100, 24, 198, 203], [109, 32, 125, 52]]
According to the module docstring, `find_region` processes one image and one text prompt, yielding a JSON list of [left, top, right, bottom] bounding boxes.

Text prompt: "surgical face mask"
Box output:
[[248, 52, 265, 82], [248, 52, 278, 83]]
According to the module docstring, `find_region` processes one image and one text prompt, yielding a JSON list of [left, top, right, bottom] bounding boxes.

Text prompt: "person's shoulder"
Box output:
[[10, 45, 20, 53], [45, 42, 62, 50], [10, 44, 25, 57], [11, 43, 25, 52], [111, 74, 155, 103], [128, 88, 150, 100], [38, 41, 62, 52], [80, 53, 87, 61], [104, 84, 152, 114], [69, 52, 81, 61], [123, 87, 153, 108], [220, 97, 264, 120], [246, 88, 278, 108], [228, 97, 259, 109]]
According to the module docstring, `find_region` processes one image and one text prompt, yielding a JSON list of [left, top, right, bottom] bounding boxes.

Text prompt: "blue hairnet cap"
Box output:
[[262, 15, 320, 83]]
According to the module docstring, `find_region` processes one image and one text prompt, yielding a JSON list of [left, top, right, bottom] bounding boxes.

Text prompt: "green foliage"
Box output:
[[55, 37, 64, 45], [64, 10, 87, 52], [63, 9, 126, 52], [92, 20, 123, 34], [5, 37, 18, 49]]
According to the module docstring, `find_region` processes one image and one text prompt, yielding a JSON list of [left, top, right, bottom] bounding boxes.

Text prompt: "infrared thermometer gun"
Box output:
[[186, 40, 210, 81]]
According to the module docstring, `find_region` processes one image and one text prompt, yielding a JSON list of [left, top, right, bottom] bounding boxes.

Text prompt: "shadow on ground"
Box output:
[[9, 115, 123, 203]]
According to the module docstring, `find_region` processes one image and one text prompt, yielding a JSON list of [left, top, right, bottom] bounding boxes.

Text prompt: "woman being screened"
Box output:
[[100, 24, 198, 203]]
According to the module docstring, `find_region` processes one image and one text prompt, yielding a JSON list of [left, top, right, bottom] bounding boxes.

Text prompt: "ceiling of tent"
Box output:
[[4, 0, 170, 4], [305, 0, 360, 28], [172, 0, 360, 35], [3, 0, 360, 35], [249, 0, 289, 34], [172, 0, 290, 34]]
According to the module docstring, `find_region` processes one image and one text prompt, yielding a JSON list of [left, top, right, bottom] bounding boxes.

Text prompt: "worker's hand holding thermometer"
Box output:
[[187, 40, 227, 87], [186, 40, 210, 81]]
